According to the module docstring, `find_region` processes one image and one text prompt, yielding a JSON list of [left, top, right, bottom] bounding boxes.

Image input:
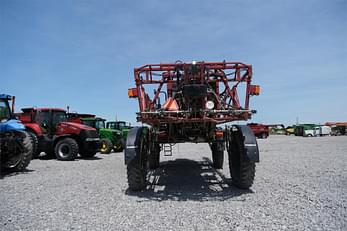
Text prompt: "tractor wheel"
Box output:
[[2, 131, 33, 172], [113, 145, 123, 152], [127, 160, 147, 191], [100, 138, 112, 154], [127, 129, 148, 191], [149, 143, 160, 169], [211, 142, 224, 169], [54, 138, 78, 161], [27, 131, 39, 159], [228, 130, 256, 189], [113, 138, 125, 152]]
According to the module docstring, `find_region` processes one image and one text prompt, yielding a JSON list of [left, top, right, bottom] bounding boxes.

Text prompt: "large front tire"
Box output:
[[127, 160, 147, 191], [54, 138, 78, 161], [211, 142, 224, 169], [126, 128, 148, 191], [228, 130, 256, 189], [149, 143, 160, 169]]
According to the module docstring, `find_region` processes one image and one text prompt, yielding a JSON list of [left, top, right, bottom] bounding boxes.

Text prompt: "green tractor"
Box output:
[[106, 121, 132, 141], [67, 114, 124, 154]]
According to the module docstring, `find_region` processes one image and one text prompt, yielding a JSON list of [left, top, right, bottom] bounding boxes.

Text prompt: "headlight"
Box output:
[[205, 100, 215, 110]]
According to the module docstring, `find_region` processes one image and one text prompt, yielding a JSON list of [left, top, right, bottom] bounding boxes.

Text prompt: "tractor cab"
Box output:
[[106, 121, 131, 130], [106, 121, 132, 138], [0, 95, 12, 122], [20, 108, 68, 136], [80, 117, 106, 131]]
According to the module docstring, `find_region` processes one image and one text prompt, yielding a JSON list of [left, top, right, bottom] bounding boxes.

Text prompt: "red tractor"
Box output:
[[247, 123, 269, 138], [16, 108, 100, 161], [126, 61, 261, 191]]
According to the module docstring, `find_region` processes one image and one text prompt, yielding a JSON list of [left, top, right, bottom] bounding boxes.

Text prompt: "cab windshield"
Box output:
[[53, 111, 67, 124], [116, 122, 126, 129], [82, 120, 96, 128], [95, 120, 105, 129], [0, 99, 11, 121]]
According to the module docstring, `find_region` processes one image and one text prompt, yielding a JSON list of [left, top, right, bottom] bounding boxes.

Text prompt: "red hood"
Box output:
[[61, 122, 96, 131]]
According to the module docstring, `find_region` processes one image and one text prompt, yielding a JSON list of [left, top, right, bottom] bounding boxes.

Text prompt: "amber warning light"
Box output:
[[128, 88, 138, 98], [249, 85, 261, 96]]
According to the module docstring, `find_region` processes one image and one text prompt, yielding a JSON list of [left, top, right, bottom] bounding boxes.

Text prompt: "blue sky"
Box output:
[[1, 0, 346, 126]]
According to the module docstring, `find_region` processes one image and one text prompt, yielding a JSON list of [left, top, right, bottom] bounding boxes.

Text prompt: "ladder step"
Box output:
[[163, 144, 173, 156]]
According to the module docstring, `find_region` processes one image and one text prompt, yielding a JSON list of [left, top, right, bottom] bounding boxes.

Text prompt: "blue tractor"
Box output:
[[0, 94, 33, 172]]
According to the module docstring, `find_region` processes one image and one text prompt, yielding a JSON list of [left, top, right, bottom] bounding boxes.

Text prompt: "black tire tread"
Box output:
[[228, 130, 256, 189], [100, 138, 113, 154], [11, 131, 33, 171], [127, 160, 146, 191], [27, 131, 39, 158], [211, 142, 224, 169], [54, 138, 78, 161], [231, 161, 255, 189], [148, 144, 160, 169]]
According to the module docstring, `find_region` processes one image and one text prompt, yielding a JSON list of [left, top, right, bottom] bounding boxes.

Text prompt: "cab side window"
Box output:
[[0, 100, 11, 121], [52, 112, 66, 128], [36, 111, 50, 131]]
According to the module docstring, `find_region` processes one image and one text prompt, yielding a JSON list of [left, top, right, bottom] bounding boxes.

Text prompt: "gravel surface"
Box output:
[[1, 136, 346, 230]]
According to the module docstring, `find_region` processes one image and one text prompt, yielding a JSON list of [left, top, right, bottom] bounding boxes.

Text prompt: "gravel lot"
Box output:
[[1, 136, 346, 230]]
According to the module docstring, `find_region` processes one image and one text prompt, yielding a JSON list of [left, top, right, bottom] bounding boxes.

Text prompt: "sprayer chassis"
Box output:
[[125, 61, 260, 191]]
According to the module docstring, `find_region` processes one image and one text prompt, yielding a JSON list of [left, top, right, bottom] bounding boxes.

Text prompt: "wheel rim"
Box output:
[[101, 142, 108, 152], [114, 143, 121, 150], [58, 144, 71, 158], [5, 152, 22, 168]]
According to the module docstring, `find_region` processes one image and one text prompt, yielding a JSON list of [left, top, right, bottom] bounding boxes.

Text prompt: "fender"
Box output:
[[0, 119, 25, 133], [232, 125, 259, 162], [124, 127, 146, 165], [23, 123, 43, 136], [56, 122, 96, 136], [53, 134, 73, 146]]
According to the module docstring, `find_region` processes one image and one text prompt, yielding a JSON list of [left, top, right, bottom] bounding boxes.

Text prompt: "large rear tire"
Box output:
[[126, 129, 148, 191], [228, 130, 256, 189], [54, 138, 78, 161], [211, 142, 224, 169], [2, 131, 33, 172], [100, 138, 112, 154], [127, 160, 147, 191], [149, 143, 160, 169], [27, 131, 40, 159]]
